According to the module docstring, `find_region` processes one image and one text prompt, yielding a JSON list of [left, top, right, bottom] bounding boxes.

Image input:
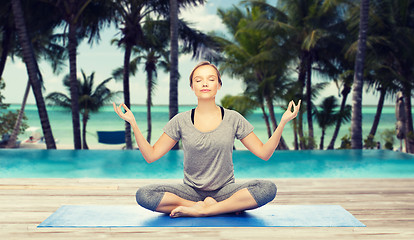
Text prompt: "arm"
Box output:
[[240, 100, 301, 161], [113, 103, 177, 163]]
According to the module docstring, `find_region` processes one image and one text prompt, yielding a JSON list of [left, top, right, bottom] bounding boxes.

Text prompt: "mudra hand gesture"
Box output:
[[281, 100, 301, 124], [113, 102, 136, 124]]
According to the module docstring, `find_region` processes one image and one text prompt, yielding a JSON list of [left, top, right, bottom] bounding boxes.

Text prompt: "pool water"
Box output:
[[0, 149, 413, 178]]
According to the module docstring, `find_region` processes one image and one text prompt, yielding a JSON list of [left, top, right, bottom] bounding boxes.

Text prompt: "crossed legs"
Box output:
[[136, 180, 277, 218], [167, 188, 257, 217]]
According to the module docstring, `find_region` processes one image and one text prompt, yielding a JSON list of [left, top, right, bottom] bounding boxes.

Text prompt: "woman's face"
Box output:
[[191, 65, 221, 100]]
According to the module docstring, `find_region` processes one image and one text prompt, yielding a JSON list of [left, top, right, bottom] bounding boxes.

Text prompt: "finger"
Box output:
[[112, 102, 118, 113], [117, 104, 124, 115], [122, 103, 130, 112], [295, 100, 301, 111], [288, 101, 294, 112], [292, 100, 296, 109], [113, 102, 121, 115]]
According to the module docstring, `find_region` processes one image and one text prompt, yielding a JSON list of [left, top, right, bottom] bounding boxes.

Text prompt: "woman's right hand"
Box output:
[[113, 102, 136, 124]]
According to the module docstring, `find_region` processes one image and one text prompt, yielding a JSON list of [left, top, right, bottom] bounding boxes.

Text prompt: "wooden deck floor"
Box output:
[[0, 178, 413, 239]]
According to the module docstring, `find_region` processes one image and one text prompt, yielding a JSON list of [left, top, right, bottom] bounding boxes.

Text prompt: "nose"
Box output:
[[202, 80, 208, 87]]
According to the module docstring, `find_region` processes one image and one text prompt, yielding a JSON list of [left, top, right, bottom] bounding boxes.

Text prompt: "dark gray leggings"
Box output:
[[136, 180, 277, 211]]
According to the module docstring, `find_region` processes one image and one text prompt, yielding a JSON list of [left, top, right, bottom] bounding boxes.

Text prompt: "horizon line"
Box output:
[[4, 103, 401, 108]]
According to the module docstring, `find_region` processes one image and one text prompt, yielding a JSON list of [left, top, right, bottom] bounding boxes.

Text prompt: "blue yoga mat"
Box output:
[[38, 205, 365, 228]]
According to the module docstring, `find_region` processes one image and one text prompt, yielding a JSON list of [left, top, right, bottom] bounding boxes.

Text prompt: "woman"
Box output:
[[113, 61, 300, 218]]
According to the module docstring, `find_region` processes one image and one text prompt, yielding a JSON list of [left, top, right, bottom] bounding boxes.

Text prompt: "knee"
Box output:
[[259, 180, 277, 199], [136, 185, 163, 211], [135, 187, 146, 206], [249, 180, 277, 207], [265, 180, 277, 200]]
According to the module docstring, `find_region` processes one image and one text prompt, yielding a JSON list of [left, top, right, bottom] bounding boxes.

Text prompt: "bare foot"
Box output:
[[170, 206, 201, 217], [170, 197, 217, 218]]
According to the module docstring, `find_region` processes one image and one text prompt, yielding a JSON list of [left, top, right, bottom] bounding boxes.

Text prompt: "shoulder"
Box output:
[[163, 110, 192, 138], [172, 110, 191, 119], [223, 108, 245, 120], [169, 110, 191, 121]]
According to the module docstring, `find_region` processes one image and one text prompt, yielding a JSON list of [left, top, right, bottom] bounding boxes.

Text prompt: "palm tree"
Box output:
[[244, 0, 347, 149], [142, 51, 160, 144], [112, 0, 149, 149], [130, 18, 169, 143], [168, 0, 214, 124], [111, 0, 208, 149], [50, 0, 114, 149], [351, 0, 370, 149], [366, 0, 414, 153], [326, 70, 353, 149], [287, 0, 346, 150], [243, 75, 272, 138], [169, 0, 179, 123], [281, 85, 298, 149], [46, 70, 117, 149], [328, 0, 387, 150], [345, 0, 402, 149], [220, 95, 258, 117], [325, 30, 356, 150], [145, 22, 169, 144], [314, 96, 351, 150], [0, 77, 29, 139], [4, 0, 66, 148], [216, 5, 291, 149], [5, 79, 30, 148], [10, 0, 56, 149], [1, 0, 66, 78], [0, 2, 14, 79], [364, 69, 399, 147]]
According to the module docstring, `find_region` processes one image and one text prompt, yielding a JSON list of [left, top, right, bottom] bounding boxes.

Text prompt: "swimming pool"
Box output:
[[0, 149, 413, 178]]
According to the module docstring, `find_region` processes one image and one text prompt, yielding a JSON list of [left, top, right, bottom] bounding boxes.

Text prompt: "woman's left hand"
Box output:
[[281, 100, 301, 124]]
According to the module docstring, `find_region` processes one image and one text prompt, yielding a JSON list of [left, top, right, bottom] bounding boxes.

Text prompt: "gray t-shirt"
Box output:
[[163, 108, 254, 191]]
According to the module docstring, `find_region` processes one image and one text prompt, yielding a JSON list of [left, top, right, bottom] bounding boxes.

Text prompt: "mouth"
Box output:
[[200, 89, 211, 92]]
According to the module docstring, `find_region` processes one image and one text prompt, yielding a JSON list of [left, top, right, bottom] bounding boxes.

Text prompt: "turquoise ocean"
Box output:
[[5, 104, 411, 150]]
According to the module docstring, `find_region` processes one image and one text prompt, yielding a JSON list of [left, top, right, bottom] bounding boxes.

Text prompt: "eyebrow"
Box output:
[[193, 75, 217, 79]]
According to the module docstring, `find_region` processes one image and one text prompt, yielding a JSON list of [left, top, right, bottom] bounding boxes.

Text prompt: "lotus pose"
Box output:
[[113, 61, 300, 218]]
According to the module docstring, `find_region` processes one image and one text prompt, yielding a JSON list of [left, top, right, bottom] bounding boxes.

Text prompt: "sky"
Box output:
[[1, 0, 398, 107]]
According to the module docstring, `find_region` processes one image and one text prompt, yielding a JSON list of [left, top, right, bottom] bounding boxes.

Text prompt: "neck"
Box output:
[[196, 99, 218, 113]]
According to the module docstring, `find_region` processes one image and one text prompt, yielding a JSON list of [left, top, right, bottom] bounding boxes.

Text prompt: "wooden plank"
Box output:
[[0, 185, 118, 190], [0, 178, 413, 239]]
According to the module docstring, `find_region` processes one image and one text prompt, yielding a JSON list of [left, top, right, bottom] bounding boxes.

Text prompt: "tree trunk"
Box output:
[[169, 0, 179, 120], [297, 52, 306, 149], [265, 95, 289, 150], [6, 79, 30, 148], [306, 52, 314, 149], [68, 22, 81, 149], [298, 110, 305, 149], [123, 44, 133, 149], [292, 118, 299, 150], [266, 96, 277, 132], [0, 26, 12, 78], [11, 0, 56, 149], [351, 0, 369, 149], [327, 85, 350, 149], [368, 87, 385, 138], [82, 111, 89, 149], [169, 0, 179, 149], [402, 89, 414, 153], [320, 128, 325, 150], [260, 103, 272, 138], [146, 68, 153, 144]]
